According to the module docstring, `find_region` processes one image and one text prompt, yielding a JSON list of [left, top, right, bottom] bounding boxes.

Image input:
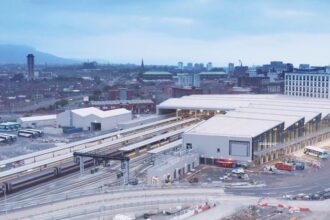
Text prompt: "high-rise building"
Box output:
[[285, 72, 330, 99], [193, 73, 200, 87], [194, 63, 200, 70], [299, 64, 310, 70], [177, 73, 192, 87], [186, 63, 193, 70], [228, 63, 234, 74], [176, 73, 200, 88], [27, 54, 34, 80], [177, 62, 183, 71], [206, 62, 213, 71]]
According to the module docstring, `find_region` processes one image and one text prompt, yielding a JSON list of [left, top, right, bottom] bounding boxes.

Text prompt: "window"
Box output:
[[217, 148, 220, 153], [186, 143, 192, 150]]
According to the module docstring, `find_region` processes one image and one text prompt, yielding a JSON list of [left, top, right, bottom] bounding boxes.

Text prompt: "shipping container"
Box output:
[[274, 162, 294, 171], [215, 159, 236, 168], [62, 127, 83, 134]]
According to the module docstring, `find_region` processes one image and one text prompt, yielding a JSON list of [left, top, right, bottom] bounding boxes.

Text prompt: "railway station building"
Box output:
[[183, 115, 284, 164], [157, 94, 330, 164]]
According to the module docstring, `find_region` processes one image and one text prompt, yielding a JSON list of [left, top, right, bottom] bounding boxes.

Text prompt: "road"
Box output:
[[227, 143, 330, 197], [226, 162, 330, 197]]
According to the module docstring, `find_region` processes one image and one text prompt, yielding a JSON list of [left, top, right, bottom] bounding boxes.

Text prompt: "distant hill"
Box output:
[[0, 44, 79, 65]]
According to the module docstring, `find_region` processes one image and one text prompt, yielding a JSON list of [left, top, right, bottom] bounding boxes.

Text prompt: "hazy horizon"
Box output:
[[1, 0, 329, 66]]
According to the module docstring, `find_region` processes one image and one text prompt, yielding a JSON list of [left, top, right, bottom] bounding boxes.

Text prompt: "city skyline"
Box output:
[[0, 0, 329, 66]]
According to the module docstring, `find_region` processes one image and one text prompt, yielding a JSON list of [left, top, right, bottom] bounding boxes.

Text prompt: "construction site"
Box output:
[[0, 94, 330, 219]]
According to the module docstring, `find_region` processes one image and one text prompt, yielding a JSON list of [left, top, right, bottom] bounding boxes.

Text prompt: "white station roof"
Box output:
[[0, 117, 193, 178], [158, 94, 330, 120], [186, 115, 283, 138], [158, 98, 249, 111], [0, 117, 180, 167], [225, 111, 302, 129], [148, 139, 182, 154], [71, 107, 131, 118], [235, 107, 318, 123], [119, 128, 184, 152]]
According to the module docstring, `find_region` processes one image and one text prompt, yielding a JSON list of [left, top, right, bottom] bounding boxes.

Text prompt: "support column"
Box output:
[[121, 160, 129, 185], [79, 156, 84, 176]]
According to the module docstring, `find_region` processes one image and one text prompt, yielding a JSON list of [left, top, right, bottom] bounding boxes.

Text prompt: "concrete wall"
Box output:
[[42, 127, 63, 135], [183, 133, 252, 162], [147, 153, 199, 184]]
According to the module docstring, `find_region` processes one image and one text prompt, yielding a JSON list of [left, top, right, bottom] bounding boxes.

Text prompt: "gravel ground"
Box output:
[[222, 205, 310, 220]]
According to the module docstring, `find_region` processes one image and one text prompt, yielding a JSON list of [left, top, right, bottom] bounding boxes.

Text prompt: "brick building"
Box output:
[[90, 99, 156, 114]]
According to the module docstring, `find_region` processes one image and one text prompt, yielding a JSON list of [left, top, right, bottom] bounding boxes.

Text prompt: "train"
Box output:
[[0, 158, 94, 194]]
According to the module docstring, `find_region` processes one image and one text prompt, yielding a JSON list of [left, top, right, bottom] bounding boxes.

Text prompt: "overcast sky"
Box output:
[[0, 0, 329, 66]]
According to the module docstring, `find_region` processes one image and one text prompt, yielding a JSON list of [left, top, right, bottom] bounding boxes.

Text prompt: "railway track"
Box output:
[[0, 117, 197, 211], [0, 117, 197, 183], [0, 160, 150, 213], [2, 153, 150, 204]]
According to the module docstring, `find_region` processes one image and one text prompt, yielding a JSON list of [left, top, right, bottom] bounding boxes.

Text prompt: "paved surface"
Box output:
[[227, 139, 330, 197], [1, 187, 244, 220], [2, 136, 330, 219], [3, 186, 330, 220]]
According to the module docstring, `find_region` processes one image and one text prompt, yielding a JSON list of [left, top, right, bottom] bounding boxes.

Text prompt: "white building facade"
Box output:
[[206, 62, 213, 71], [57, 107, 132, 131], [285, 73, 330, 99], [176, 73, 200, 88], [18, 115, 57, 128], [183, 115, 283, 164]]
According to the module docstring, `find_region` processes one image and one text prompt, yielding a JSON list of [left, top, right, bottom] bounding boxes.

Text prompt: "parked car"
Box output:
[[322, 192, 330, 199], [232, 168, 245, 174], [128, 178, 138, 185]]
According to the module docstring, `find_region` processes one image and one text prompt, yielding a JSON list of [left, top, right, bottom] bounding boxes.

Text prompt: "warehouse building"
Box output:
[[158, 94, 330, 164], [17, 115, 57, 128], [57, 107, 132, 131], [183, 115, 284, 164]]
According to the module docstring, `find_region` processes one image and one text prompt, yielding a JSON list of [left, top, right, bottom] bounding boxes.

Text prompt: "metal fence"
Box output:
[[30, 198, 214, 220], [0, 183, 224, 215]]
